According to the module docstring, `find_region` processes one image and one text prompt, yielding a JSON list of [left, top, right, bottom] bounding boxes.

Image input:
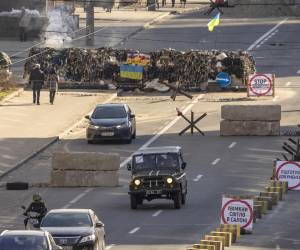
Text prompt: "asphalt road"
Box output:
[[1, 7, 300, 250]]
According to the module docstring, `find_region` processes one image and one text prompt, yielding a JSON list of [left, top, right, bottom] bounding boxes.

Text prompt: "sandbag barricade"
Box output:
[[24, 48, 255, 90]]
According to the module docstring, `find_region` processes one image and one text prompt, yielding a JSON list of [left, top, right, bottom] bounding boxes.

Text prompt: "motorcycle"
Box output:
[[21, 206, 40, 230]]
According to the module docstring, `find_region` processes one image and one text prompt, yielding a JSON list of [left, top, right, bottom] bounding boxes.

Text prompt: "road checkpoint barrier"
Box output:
[[187, 142, 293, 250], [199, 240, 222, 250], [247, 73, 275, 97], [220, 105, 281, 136], [204, 236, 225, 250], [210, 232, 232, 247], [51, 152, 120, 187], [193, 244, 215, 250], [176, 109, 207, 136]]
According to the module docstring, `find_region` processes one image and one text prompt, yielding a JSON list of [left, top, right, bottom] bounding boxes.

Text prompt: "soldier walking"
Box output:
[[29, 64, 45, 105], [47, 68, 59, 105]]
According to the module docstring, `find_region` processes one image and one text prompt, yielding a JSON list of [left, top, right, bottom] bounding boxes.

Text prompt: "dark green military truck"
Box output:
[[127, 146, 187, 209]]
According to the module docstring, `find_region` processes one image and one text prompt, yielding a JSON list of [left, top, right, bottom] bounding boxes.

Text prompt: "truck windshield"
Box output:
[[133, 153, 179, 170]]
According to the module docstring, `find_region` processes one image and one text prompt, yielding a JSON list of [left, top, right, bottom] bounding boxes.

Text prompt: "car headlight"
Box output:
[[116, 123, 127, 129], [89, 124, 100, 129], [80, 234, 96, 243], [134, 179, 141, 186], [166, 177, 173, 184]]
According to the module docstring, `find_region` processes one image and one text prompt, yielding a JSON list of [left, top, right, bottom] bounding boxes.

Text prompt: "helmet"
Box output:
[[32, 193, 42, 202]]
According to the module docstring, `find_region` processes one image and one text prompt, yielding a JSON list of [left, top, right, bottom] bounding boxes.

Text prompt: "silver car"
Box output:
[[0, 230, 62, 250]]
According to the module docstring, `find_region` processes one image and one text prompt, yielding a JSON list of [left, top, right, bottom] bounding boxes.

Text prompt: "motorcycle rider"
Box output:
[[24, 193, 47, 228]]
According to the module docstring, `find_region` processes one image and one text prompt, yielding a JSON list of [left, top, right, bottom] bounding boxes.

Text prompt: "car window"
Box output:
[[133, 153, 179, 170], [0, 235, 48, 250], [41, 212, 92, 227], [91, 106, 126, 119]]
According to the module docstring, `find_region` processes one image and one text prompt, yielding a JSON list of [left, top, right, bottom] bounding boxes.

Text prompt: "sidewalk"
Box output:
[[0, 90, 115, 179]]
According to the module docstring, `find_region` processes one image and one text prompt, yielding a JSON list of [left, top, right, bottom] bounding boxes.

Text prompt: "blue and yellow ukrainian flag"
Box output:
[[120, 64, 143, 80], [207, 12, 221, 32]]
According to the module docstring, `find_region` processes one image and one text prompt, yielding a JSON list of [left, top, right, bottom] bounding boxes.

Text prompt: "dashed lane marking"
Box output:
[[62, 188, 94, 208], [211, 158, 220, 165], [152, 210, 163, 217], [193, 174, 203, 182], [228, 142, 237, 149], [247, 19, 287, 51], [129, 227, 140, 234]]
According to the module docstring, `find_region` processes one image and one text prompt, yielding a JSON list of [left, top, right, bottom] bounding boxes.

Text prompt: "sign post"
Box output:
[[220, 197, 254, 232], [275, 161, 300, 190], [247, 73, 275, 97]]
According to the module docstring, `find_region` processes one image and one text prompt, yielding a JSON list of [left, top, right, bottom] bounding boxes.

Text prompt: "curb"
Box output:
[[0, 137, 59, 182], [0, 88, 24, 105]]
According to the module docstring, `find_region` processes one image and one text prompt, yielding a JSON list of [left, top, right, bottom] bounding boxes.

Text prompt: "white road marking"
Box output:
[[120, 94, 204, 168], [62, 188, 93, 208], [152, 210, 163, 217], [285, 81, 291, 86], [129, 227, 140, 234], [297, 69, 300, 74], [211, 158, 220, 165], [193, 174, 203, 182], [106, 244, 116, 250], [247, 19, 288, 51], [228, 142, 237, 149]]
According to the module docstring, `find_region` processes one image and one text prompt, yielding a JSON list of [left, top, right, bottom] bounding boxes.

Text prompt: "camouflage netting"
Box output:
[[24, 47, 255, 89], [0, 51, 12, 84]]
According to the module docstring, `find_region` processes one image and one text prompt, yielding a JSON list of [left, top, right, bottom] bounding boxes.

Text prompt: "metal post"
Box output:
[[86, 0, 95, 46], [191, 111, 194, 134]]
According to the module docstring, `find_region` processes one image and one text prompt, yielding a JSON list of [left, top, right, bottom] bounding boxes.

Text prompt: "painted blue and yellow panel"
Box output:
[[120, 64, 144, 80]]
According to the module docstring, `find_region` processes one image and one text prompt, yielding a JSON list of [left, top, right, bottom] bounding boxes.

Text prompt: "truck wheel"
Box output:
[[174, 192, 182, 209], [130, 195, 138, 209], [181, 193, 186, 205]]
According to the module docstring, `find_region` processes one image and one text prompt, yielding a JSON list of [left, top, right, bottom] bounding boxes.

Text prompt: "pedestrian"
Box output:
[[172, 0, 175, 7], [19, 7, 31, 42], [47, 68, 59, 105], [29, 64, 45, 105]]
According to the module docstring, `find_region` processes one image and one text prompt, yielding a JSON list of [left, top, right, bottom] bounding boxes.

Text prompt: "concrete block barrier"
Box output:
[[253, 204, 262, 220], [266, 186, 283, 200], [256, 196, 273, 210], [51, 170, 119, 187], [52, 152, 120, 171], [216, 228, 237, 243], [221, 105, 281, 121], [219, 224, 240, 239], [200, 240, 222, 250], [210, 232, 232, 247], [204, 236, 225, 250], [254, 200, 268, 214], [193, 244, 215, 250], [270, 180, 288, 194], [260, 192, 279, 205], [220, 120, 280, 136]]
